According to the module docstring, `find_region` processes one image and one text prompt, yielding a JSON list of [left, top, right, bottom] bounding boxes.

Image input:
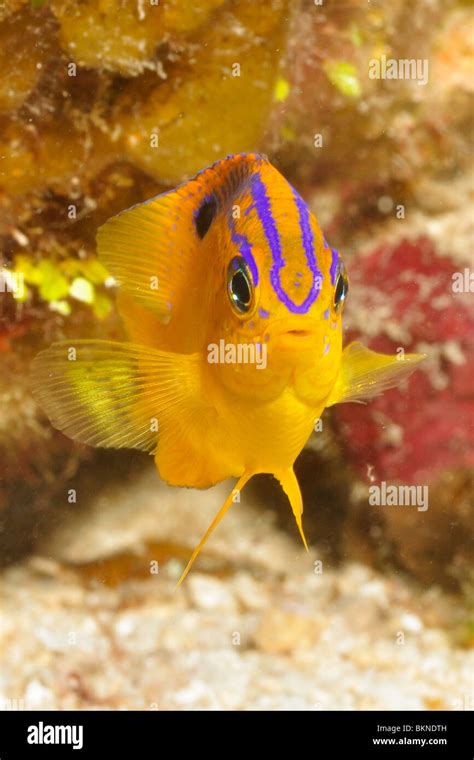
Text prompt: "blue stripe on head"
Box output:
[[292, 188, 323, 306], [251, 173, 322, 314], [330, 248, 339, 285], [228, 213, 259, 286]]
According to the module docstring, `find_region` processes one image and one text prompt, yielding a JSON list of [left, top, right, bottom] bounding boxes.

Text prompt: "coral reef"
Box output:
[[273, 0, 474, 593], [0, 0, 472, 600], [0, 0, 290, 539]]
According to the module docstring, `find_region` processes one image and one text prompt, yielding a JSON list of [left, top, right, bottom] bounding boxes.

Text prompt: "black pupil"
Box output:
[[334, 272, 348, 309], [231, 270, 251, 310]]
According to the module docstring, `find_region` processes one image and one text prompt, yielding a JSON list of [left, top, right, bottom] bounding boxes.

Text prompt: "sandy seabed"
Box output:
[[0, 465, 472, 711]]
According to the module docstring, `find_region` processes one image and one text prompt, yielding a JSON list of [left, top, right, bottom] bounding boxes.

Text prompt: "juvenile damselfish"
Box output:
[[32, 153, 425, 584]]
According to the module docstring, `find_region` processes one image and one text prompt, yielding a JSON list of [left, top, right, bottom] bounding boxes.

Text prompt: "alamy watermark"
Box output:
[[452, 268, 473, 293], [207, 339, 267, 370], [369, 55, 429, 86], [0, 268, 24, 299], [369, 481, 429, 512], [27, 721, 83, 750]]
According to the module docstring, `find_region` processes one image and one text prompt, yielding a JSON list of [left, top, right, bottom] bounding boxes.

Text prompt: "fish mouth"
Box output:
[[284, 329, 314, 339], [269, 321, 319, 347]]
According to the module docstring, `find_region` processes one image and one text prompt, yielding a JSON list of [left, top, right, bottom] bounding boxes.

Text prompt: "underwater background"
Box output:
[[0, 0, 473, 709]]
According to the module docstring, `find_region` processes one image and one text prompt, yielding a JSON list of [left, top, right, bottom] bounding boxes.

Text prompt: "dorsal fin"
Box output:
[[96, 153, 267, 335]]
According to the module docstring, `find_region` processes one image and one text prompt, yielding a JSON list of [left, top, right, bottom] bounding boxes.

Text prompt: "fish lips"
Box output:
[[264, 319, 321, 351]]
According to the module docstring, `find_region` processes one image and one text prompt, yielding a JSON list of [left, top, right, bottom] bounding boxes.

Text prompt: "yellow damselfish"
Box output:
[[32, 154, 425, 584]]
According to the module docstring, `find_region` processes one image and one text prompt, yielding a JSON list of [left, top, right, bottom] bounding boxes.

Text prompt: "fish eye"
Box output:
[[227, 256, 254, 315], [333, 262, 349, 314]]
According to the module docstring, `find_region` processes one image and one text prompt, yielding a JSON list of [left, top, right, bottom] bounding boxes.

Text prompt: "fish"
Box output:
[[31, 153, 425, 585]]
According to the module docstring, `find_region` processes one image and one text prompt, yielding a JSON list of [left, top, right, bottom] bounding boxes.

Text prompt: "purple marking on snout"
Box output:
[[251, 173, 322, 314], [258, 307, 270, 319]]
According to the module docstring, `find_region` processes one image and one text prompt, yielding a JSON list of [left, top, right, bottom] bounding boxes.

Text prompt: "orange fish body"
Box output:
[[32, 154, 425, 583]]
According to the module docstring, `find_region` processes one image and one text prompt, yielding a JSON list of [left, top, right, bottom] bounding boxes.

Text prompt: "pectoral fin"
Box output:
[[31, 340, 201, 454], [326, 341, 426, 406]]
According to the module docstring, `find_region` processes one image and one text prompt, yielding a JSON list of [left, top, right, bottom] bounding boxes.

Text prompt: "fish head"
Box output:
[[206, 162, 349, 405]]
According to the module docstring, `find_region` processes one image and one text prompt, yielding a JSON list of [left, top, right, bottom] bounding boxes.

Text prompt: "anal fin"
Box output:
[[274, 468, 309, 551], [177, 471, 253, 587]]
